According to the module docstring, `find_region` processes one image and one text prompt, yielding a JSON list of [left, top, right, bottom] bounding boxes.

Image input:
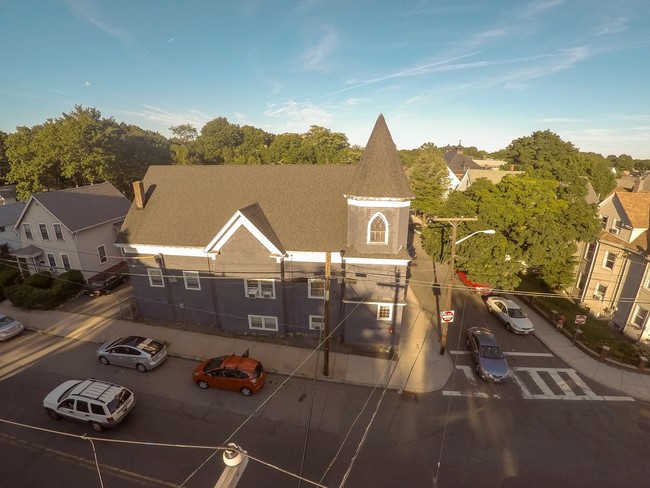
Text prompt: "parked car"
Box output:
[[0, 314, 24, 341], [96, 336, 168, 372], [43, 378, 136, 432], [193, 352, 266, 396], [84, 274, 127, 297], [456, 270, 493, 296], [466, 326, 510, 382], [485, 296, 535, 334]]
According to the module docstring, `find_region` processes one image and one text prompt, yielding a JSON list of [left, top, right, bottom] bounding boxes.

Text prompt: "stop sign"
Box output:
[[441, 310, 455, 323], [575, 315, 587, 325]]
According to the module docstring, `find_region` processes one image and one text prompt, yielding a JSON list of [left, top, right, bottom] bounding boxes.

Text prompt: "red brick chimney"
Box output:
[[133, 181, 146, 209]]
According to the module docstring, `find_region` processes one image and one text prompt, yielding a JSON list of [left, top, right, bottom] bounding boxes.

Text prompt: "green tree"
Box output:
[[267, 133, 315, 164], [0, 131, 10, 184], [423, 175, 600, 290], [406, 143, 449, 215], [195, 117, 243, 164], [607, 154, 634, 173], [303, 126, 350, 164]]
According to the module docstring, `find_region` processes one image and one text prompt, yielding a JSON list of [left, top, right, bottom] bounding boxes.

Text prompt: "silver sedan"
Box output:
[[96, 336, 168, 372]]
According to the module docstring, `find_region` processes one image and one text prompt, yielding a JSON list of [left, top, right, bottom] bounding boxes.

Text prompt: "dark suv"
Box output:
[[84, 274, 127, 297]]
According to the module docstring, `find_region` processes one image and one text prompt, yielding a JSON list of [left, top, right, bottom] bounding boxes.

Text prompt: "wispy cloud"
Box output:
[[64, 0, 130, 44], [536, 117, 586, 123], [595, 17, 628, 36], [264, 100, 332, 132], [300, 26, 340, 71], [518, 0, 565, 18], [124, 105, 212, 130]]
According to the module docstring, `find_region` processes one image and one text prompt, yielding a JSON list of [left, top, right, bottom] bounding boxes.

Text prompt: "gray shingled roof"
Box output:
[[118, 116, 414, 253], [347, 115, 414, 199], [444, 151, 483, 177], [0, 201, 25, 228], [28, 182, 131, 232]]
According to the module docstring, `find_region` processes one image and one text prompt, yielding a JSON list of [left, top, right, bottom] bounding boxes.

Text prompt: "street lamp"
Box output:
[[440, 226, 495, 355]]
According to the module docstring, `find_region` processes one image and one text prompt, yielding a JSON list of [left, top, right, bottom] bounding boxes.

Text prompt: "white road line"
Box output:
[[548, 370, 576, 397], [566, 370, 603, 400], [527, 370, 556, 397], [450, 351, 553, 357]]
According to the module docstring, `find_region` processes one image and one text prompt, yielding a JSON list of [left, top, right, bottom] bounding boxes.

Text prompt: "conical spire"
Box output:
[[347, 114, 414, 199]]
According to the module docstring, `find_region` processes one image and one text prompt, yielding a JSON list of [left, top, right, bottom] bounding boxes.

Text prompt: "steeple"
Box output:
[[347, 114, 414, 200]]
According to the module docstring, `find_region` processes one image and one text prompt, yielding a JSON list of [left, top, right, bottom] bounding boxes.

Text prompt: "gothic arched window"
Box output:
[[368, 213, 388, 244]]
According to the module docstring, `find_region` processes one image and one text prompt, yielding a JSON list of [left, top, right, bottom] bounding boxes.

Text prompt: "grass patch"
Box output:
[[516, 274, 642, 365]]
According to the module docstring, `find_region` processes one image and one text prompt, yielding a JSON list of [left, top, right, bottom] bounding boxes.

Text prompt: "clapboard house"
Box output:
[[116, 115, 414, 349]]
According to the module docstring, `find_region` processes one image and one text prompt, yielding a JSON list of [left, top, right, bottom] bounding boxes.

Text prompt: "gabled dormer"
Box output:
[[344, 115, 414, 255], [599, 191, 650, 244]]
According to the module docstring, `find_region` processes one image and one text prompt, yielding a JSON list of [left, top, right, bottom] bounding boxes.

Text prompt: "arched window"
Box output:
[[368, 213, 388, 244]]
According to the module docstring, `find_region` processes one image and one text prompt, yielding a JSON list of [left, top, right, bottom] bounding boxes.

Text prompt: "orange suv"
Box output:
[[193, 352, 266, 396]]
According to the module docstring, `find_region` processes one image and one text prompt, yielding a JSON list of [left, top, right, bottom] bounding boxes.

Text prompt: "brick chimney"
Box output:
[[133, 181, 146, 209]]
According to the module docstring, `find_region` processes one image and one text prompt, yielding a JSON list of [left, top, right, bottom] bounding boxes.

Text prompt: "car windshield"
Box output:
[[106, 389, 132, 414], [508, 308, 527, 318], [480, 345, 504, 359], [205, 356, 226, 371], [0, 316, 14, 325]]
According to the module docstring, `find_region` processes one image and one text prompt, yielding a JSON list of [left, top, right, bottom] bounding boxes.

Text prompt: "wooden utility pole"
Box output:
[[322, 252, 331, 376], [431, 217, 478, 355]]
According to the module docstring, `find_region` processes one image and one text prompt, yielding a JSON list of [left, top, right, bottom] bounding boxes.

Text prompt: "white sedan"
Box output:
[[485, 297, 535, 334]]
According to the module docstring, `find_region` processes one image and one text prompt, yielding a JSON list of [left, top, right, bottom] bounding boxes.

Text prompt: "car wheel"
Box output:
[[90, 421, 103, 432], [465, 337, 470, 348], [506, 323, 512, 332], [98, 356, 110, 366], [136, 363, 147, 373], [197, 380, 209, 389], [46, 408, 60, 420], [240, 387, 252, 396]]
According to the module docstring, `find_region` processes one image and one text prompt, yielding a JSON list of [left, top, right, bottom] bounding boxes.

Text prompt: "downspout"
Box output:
[[580, 241, 600, 303], [208, 254, 220, 328]]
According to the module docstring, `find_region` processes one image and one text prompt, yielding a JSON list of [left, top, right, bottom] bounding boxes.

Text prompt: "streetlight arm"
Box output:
[[455, 229, 495, 246]]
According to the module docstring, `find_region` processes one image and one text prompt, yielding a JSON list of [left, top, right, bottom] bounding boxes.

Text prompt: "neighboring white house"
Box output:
[[11, 183, 131, 281], [0, 201, 25, 251]]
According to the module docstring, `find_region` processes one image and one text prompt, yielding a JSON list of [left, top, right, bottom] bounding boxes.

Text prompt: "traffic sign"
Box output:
[[441, 310, 455, 323], [575, 315, 587, 325]]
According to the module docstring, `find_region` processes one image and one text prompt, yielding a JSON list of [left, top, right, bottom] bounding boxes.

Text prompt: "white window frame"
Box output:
[[23, 223, 33, 240], [593, 282, 607, 300], [602, 251, 616, 270], [244, 279, 275, 299], [46, 253, 57, 268], [60, 253, 71, 270], [609, 218, 623, 235], [97, 245, 107, 264], [368, 212, 388, 244], [148, 268, 164, 287], [377, 304, 393, 321], [308, 279, 325, 299], [600, 215, 608, 230], [53, 223, 64, 241], [38, 223, 50, 240], [309, 315, 324, 330], [183, 271, 201, 290], [248, 315, 278, 331], [632, 306, 649, 328], [584, 242, 596, 260], [644, 272, 650, 289]]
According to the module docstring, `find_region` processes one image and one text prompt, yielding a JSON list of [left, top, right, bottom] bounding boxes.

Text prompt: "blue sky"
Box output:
[[2, 0, 649, 158]]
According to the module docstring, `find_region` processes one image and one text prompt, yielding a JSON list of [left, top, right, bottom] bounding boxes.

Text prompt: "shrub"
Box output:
[[0, 268, 22, 287], [4, 269, 84, 310], [23, 271, 53, 289]]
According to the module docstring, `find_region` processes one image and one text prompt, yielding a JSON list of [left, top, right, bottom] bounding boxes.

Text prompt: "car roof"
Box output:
[[470, 327, 501, 347], [220, 355, 260, 372], [490, 297, 520, 308]]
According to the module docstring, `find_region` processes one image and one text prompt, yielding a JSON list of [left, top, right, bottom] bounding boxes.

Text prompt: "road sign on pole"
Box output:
[[441, 310, 455, 323], [575, 315, 587, 325]]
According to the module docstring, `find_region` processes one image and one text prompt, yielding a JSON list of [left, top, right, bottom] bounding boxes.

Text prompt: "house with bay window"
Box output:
[[115, 115, 414, 349], [572, 189, 650, 342], [11, 183, 131, 281]]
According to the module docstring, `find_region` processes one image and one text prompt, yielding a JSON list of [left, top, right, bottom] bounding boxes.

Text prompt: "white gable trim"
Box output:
[[203, 210, 284, 256], [346, 199, 410, 208], [284, 251, 409, 266], [116, 244, 214, 258]]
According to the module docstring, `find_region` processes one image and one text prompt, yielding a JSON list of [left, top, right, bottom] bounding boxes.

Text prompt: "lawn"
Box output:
[[516, 274, 645, 365]]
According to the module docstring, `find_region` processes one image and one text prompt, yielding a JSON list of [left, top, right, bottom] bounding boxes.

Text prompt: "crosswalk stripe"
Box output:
[[448, 365, 635, 402]]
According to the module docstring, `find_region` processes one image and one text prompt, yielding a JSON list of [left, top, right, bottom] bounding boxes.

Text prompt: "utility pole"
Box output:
[[431, 217, 478, 355], [322, 252, 331, 376]]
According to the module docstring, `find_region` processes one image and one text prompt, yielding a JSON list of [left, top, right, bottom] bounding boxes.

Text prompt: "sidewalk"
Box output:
[[0, 284, 453, 394]]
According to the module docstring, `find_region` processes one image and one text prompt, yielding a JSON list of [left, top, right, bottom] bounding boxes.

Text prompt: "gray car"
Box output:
[[0, 314, 24, 341], [96, 336, 167, 372], [466, 326, 510, 382]]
